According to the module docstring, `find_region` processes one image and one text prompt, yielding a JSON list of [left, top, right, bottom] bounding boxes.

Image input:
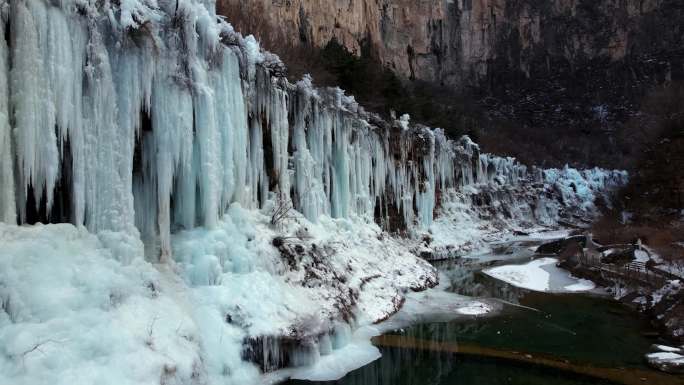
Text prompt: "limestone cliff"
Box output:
[[218, 0, 683, 168], [218, 0, 682, 88]]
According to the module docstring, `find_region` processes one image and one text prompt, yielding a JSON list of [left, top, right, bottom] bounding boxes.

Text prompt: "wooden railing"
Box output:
[[577, 252, 668, 288]]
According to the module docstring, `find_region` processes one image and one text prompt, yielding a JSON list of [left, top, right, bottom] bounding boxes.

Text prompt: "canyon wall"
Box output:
[[219, 0, 682, 89], [219, 0, 683, 170]]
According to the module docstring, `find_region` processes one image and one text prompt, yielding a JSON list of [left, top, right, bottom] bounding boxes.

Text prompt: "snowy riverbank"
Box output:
[[0, 211, 439, 385]]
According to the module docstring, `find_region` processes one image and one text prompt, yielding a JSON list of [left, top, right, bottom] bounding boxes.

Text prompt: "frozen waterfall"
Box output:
[[0, 0, 625, 260]]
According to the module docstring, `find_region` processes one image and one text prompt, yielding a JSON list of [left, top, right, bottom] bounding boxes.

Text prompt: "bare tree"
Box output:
[[270, 193, 296, 228]]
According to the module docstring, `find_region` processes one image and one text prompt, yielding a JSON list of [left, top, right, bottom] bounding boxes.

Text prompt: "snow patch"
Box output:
[[457, 302, 494, 315], [563, 279, 597, 292], [484, 257, 596, 293], [654, 345, 683, 353]]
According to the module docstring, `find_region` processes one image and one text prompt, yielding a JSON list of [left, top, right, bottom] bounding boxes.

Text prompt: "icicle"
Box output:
[[0, 12, 14, 223], [330, 113, 351, 218], [248, 112, 269, 208], [10, 0, 59, 220], [292, 85, 328, 220], [150, 56, 193, 257], [81, 25, 136, 233], [0, 0, 626, 262], [270, 87, 290, 198], [192, 62, 222, 229]]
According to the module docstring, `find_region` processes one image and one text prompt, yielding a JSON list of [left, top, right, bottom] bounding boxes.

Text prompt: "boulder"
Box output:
[[536, 235, 586, 255], [600, 247, 635, 265]]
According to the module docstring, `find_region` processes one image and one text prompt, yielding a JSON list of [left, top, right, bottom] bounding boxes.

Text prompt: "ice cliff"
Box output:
[[0, 0, 627, 254], [0, 0, 627, 384]]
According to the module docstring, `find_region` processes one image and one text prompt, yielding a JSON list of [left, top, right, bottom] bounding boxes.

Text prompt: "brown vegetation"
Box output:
[[220, 2, 683, 171], [592, 83, 684, 262]]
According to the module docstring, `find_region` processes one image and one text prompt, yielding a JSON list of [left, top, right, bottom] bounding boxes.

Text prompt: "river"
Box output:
[[285, 236, 683, 385]]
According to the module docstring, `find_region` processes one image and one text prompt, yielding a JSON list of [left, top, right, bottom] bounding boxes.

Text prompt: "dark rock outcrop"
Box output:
[[536, 235, 586, 254], [217, 0, 684, 168], [219, 0, 683, 91]]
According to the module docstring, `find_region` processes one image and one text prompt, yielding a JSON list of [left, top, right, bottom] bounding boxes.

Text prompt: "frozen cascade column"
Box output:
[[369, 130, 388, 211], [270, 87, 291, 199], [311, 103, 334, 215], [347, 122, 374, 218], [10, 0, 60, 222], [0, 13, 14, 223], [455, 136, 478, 188], [63, 19, 88, 227], [248, 67, 290, 205], [81, 27, 137, 233], [351, 124, 383, 219], [210, 47, 250, 214], [192, 63, 222, 229], [416, 131, 436, 228], [111, 39, 157, 254], [331, 112, 351, 218], [224, 47, 251, 208], [433, 129, 456, 192], [248, 111, 269, 208], [291, 83, 329, 220], [216, 50, 243, 213], [397, 136, 415, 227], [8, 0, 136, 233], [149, 55, 194, 258]]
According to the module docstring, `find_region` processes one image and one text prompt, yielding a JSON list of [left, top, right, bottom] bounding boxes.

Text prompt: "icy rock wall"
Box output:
[[0, 0, 617, 260]]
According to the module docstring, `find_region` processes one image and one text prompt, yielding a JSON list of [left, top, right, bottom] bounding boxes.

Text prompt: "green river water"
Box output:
[[286, 245, 682, 385]]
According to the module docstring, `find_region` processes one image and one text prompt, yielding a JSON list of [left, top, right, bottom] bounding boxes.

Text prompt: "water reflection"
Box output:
[[285, 290, 657, 385], [285, 343, 618, 385], [436, 257, 528, 304], [284, 240, 664, 385]]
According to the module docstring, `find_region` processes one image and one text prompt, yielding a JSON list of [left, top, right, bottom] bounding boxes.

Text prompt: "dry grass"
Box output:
[[592, 213, 684, 262], [591, 83, 684, 263]]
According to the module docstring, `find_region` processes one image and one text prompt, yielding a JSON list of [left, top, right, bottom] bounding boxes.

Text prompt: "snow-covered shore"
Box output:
[[647, 345, 684, 373], [0, 205, 441, 385]]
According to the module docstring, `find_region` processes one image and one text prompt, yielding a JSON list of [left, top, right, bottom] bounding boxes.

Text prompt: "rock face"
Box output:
[[219, 0, 683, 169], [218, 0, 683, 90]]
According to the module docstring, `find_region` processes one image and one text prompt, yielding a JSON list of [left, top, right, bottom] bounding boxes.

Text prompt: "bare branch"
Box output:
[[17, 338, 67, 367]]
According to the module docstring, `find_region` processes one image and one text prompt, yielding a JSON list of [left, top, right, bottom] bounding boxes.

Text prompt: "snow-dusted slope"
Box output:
[[0, 0, 627, 384], [0, 210, 438, 385], [0, 223, 223, 385]]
